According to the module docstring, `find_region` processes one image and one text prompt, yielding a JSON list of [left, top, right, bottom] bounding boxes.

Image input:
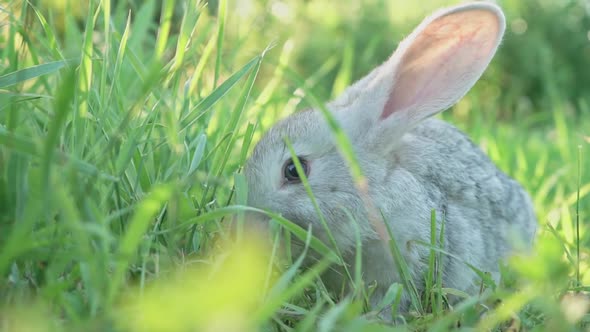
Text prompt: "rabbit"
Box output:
[[243, 1, 537, 317]]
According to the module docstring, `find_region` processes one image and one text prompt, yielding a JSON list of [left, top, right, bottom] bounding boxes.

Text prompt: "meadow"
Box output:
[[0, 0, 589, 331]]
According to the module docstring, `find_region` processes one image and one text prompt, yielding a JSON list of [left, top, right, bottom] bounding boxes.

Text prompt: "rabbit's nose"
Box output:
[[229, 211, 271, 238], [244, 211, 271, 235]]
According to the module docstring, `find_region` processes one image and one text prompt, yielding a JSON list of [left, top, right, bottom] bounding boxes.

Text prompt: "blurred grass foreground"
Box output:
[[1, 0, 590, 331]]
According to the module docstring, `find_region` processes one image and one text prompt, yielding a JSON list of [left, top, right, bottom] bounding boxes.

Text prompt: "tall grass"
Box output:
[[0, 0, 589, 331]]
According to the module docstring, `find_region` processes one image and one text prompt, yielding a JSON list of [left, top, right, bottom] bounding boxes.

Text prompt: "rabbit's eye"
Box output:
[[283, 158, 309, 183]]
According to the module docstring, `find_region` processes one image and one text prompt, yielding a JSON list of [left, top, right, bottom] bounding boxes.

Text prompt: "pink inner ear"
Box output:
[[382, 10, 501, 119]]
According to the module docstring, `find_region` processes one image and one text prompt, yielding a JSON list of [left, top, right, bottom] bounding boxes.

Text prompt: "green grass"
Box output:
[[1, 0, 589, 331]]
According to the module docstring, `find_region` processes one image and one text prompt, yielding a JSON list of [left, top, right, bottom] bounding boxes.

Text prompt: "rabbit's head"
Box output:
[[244, 2, 506, 254]]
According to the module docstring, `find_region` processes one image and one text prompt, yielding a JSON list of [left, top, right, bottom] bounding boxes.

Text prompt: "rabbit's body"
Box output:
[[339, 117, 535, 309], [245, 2, 537, 315]]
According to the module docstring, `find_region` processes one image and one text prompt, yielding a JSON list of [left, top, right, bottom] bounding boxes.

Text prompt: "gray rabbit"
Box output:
[[244, 2, 537, 315]]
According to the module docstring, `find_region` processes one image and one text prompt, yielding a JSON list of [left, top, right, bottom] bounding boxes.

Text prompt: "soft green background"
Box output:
[[0, 0, 589, 331]]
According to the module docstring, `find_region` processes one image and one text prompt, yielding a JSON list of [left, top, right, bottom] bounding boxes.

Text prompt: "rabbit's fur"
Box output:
[[244, 2, 537, 314]]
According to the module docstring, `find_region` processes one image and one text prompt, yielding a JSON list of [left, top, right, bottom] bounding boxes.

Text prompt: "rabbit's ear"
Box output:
[[334, 2, 505, 138]]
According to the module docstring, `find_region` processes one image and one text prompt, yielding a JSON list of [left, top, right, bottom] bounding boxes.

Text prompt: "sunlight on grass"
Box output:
[[510, 233, 570, 287], [117, 236, 273, 332]]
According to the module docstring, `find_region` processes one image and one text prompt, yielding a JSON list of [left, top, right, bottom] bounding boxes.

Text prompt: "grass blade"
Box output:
[[382, 212, 424, 314], [41, 69, 76, 191], [155, 0, 176, 59], [108, 184, 173, 304], [213, 0, 227, 87], [0, 60, 74, 88], [180, 56, 260, 130]]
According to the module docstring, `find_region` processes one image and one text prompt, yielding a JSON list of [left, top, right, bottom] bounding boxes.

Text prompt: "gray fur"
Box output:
[[244, 1, 537, 316]]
